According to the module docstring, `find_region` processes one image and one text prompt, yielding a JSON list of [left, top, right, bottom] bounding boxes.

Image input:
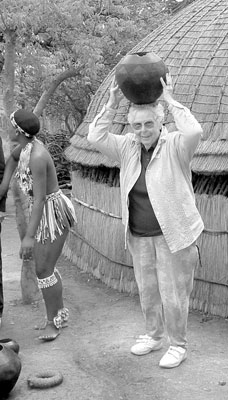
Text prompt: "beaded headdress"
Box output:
[[10, 109, 40, 138]]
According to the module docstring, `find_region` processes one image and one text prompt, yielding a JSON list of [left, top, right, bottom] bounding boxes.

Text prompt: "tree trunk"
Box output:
[[2, 28, 40, 303]]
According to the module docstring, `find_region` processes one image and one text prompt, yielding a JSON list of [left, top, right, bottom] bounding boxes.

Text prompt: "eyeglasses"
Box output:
[[132, 121, 155, 131]]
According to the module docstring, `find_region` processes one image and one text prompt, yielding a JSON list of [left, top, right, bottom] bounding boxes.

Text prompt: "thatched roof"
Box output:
[[66, 0, 228, 175]]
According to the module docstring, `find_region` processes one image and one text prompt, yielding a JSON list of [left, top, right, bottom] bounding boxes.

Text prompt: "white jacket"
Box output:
[[88, 99, 204, 253]]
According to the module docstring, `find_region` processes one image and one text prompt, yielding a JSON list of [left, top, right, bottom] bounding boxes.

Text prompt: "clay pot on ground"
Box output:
[[0, 344, 22, 397], [115, 52, 169, 104], [0, 338, 20, 354]]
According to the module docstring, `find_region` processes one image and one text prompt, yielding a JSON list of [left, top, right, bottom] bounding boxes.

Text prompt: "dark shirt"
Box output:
[[129, 144, 162, 237]]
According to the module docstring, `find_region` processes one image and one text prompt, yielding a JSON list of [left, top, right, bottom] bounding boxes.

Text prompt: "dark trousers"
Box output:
[[0, 225, 3, 317]]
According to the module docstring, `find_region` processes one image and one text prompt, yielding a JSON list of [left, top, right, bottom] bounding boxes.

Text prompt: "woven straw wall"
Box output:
[[191, 195, 228, 316], [64, 171, 137, 293]]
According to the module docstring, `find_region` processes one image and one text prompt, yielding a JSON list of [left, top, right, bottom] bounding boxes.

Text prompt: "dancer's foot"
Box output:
[[34, 319, 68, 330], [37, 321, 60, 342]]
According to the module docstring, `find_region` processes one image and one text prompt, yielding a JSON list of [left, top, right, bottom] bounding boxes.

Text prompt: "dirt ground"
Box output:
[[1, 191, 228, 400]]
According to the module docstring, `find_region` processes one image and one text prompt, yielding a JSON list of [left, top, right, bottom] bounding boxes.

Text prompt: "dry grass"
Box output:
[[63, 171, 137, 294]]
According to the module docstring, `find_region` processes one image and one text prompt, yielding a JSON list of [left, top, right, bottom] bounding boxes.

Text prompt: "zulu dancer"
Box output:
[[0, 109, 76, 341]]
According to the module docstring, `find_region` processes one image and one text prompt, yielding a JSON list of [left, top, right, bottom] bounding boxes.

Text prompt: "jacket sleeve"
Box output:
[[0, 137, 6, 212], [168, 99, 203, 162], [88, 105, 127, 164]]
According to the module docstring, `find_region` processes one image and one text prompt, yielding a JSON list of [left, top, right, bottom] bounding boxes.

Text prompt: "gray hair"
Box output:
[[127, 102, 164, 125]]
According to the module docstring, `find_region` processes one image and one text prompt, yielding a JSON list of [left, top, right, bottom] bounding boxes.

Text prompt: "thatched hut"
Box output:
[[65, 0, 228, 317]]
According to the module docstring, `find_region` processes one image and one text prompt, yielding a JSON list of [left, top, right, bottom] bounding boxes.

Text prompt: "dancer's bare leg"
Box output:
[[34, 228, 69, 340]]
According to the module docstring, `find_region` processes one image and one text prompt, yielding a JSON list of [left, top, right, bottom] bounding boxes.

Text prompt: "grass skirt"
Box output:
[[29, 190, 76, 243]]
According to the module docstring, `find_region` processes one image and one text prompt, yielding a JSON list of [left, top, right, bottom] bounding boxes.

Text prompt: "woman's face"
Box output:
[[130, 109, 161, 149]]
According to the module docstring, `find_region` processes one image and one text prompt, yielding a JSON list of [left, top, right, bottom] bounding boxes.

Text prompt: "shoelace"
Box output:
[[167, 346, 185, 359], [136, 334, 153, 343]]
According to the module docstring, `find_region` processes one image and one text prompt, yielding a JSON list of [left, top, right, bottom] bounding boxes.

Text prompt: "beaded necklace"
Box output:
[[15, 138, 38, 196]]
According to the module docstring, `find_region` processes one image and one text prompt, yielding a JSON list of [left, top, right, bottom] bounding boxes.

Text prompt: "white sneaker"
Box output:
[[131, 334, 163, 355], [159, 346, 187, 368]]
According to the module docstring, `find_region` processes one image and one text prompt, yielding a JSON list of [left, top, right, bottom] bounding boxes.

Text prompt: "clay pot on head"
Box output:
[[115, 52, 169, 104], [0, 344, 22, 397], [0, 338, 20, 354]]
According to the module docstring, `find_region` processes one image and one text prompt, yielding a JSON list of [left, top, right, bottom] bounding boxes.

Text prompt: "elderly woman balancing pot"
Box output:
[[87, 73, 204, 369]]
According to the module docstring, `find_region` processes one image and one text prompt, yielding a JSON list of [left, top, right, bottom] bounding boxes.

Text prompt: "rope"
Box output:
[[69, 228, 133, 268], [72, 196, 228, 235], [69, 228, 228, 288], [203, 228, 228, 235], [72, 196, 121, 219], [194, 276, 228, 288]]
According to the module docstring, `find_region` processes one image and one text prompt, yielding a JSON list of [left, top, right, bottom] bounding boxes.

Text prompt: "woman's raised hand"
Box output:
[[160, 72, 173, 103], [106, 77, 123, 109]]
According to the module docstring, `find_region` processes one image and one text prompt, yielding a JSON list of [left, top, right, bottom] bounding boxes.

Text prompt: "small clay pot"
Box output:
[[0, 338, 20, 354], [0, 344, 22, 396]]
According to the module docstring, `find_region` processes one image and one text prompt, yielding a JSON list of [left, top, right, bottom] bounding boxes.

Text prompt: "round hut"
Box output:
[[65, 0, 228, 317]]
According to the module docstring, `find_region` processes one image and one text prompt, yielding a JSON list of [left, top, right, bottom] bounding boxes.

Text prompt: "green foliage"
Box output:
[[0, 0, 195, 120], [1, 0, 172, 123]]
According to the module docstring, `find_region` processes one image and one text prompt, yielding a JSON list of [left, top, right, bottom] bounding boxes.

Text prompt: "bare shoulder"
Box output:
[[30, 140, 52, 167]]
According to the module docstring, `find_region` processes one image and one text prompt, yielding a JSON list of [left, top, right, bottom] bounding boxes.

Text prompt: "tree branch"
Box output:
[[33, 68, 81, 117]]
